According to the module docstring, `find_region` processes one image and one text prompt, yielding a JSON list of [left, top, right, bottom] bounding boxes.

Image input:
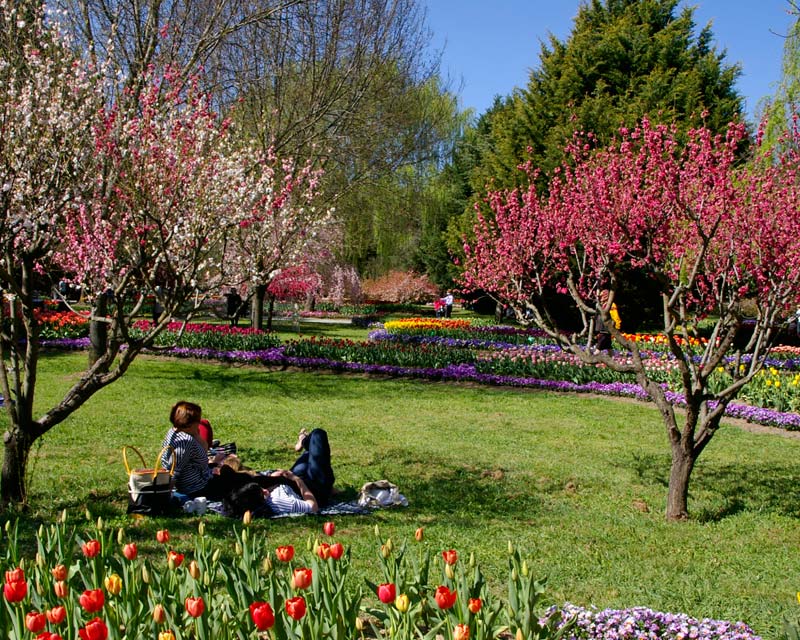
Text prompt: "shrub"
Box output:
[[361, 271, 439, 304]]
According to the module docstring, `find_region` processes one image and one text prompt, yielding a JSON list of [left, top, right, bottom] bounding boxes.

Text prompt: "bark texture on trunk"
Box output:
[[251, 285, 265, 330], [88, 293, 108, 366], [666, 448, 694, 521], [1, 428, 32, 506]]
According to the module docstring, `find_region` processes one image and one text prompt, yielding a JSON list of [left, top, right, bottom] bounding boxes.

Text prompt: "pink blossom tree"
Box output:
[[462, 117, 800, 520], [224, 152, 335, 330], [0, 4, 318, 504]]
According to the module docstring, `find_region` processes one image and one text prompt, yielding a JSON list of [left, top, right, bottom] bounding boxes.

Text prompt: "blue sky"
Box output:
[[424, 1, 795, 120]]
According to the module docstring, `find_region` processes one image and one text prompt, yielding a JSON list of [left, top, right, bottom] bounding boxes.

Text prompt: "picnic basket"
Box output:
[[123, 445, 175, 515]]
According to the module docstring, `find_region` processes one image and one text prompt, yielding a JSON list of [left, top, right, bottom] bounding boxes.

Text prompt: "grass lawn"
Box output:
[[6, 351, 800, 638]]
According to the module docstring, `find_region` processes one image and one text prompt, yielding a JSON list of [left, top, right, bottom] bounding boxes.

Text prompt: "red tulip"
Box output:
[[468, 597, 482, 614], [46, 606, 67, 625], [81, 539, 101, 558], [453, 623, 470, 640], [276, 545, 295, 562], [53, 581, 68, 598], [51, 565, 67, 581], [323, 521, 335, 536], [122, 543, 138, 560], [285, 596, 306, 620], [434, 585, 457, 610], [167, 551, 184, 568], [329, 542, 344, 560], [377, 583, 396, 604], [442, 549, 458, 565], [291, 567, 312, 590], [316, 542, 331, 560], [35, 632, 63, 640], [5, 568, 24, 583], [78, 617, 108, 640], [25, 611, 47, 632], [3, 578, 27, 602], [79, 588, 105, 613], [185, 596, 205, 618], [156, 529, 170, 544], [249, 601, 275, 630]]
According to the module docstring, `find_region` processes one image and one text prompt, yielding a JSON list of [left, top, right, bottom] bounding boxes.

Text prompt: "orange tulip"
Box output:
[[53, 581, 68, 598], [316, 543, 331, 560], [51, 564, 67, 581], [453, 623, 470, 640], [291, 567, 312, 590], [414, 527, 424, 542], [156, 529, 170, 544]]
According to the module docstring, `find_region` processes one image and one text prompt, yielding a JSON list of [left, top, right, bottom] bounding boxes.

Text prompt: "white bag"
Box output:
[[357, 479, 408, 508]]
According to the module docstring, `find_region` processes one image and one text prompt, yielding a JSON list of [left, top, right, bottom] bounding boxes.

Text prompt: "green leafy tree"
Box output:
[[442, 0, 743, 308], [758, 2, 800, 151]]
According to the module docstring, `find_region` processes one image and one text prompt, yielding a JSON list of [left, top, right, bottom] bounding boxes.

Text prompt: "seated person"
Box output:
[[197, 418, 214, 450], [162, 401, 334, 512]]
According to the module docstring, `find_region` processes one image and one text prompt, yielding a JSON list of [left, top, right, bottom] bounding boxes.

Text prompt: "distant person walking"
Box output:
[[225, 287, 243, 327], [443, 291, 454, 318]]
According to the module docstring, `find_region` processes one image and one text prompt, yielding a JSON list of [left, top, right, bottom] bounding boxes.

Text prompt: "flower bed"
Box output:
[[130, 321, 280, 351], [551, 604, 760, 640], [34, 310, 90, 340], [0, 516, 761, 640], [38, 318, 800, 430]]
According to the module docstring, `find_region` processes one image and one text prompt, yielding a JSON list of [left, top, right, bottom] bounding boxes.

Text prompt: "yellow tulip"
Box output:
[[395, 594, 410, 612], [104, 573, 122, 596], [158, 631, 176, 640]]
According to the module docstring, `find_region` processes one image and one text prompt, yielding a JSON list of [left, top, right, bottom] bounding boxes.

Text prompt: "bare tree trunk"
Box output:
[[666, 446, 694, 521], [88, 292, 108, 366], [251, 285, 266, 330], [1, 426, 32, 506], [266, 294, 275, 331]]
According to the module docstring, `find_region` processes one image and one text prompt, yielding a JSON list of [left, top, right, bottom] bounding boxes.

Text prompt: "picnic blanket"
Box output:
[[205, 497, 373, 519], [186, 478, 408, 519]]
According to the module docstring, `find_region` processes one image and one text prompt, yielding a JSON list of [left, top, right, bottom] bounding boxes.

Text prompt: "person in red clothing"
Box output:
[[197, 418, 214, 450]]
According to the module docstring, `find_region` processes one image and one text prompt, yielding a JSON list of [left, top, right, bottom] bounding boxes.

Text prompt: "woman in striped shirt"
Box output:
[[162, 401, 319, 509]]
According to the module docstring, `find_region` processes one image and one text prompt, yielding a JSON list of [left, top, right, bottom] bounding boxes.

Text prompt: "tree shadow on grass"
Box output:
[[627, 452, 800, 521], [355, 447, 545, 524]]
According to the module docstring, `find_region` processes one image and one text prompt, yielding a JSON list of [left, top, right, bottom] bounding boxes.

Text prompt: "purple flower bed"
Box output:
[[549, 604, 761, 640], [39, 339, 800, 431]]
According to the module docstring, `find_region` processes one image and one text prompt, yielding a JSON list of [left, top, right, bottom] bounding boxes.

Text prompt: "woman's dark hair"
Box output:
[[170, 401, 202, 430], [223, 482, 272, 518]]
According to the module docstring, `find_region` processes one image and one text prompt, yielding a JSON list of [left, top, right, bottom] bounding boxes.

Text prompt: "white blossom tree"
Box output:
[[0, 2, 330, 504]]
